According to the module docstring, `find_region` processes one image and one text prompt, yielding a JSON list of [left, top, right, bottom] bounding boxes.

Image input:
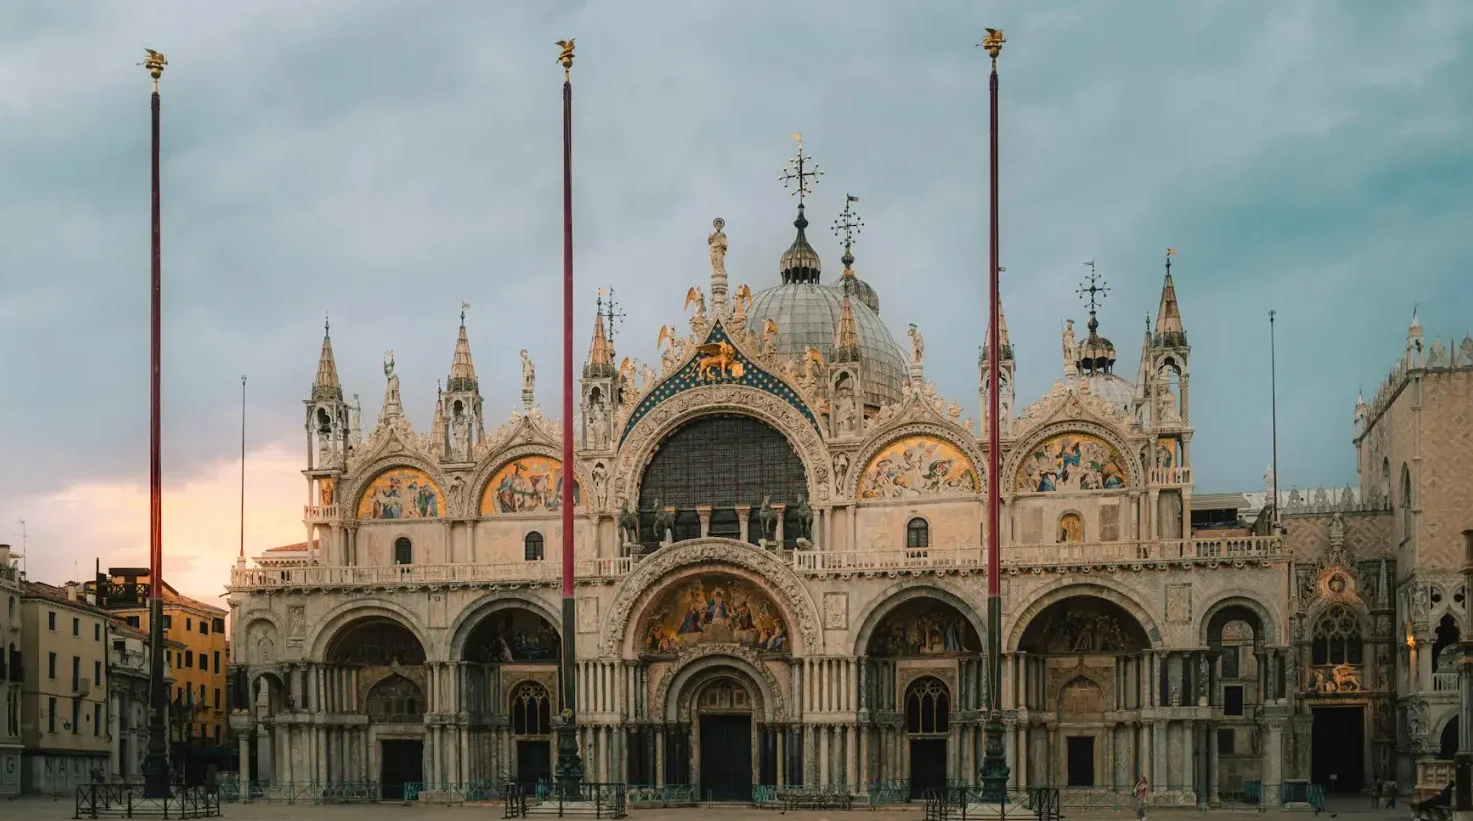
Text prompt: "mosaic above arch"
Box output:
[[639, 573, 790, 656], [1015, 432, 1126, 493], [357, 467, 443, 520], [480, 455, 581, 515], [620, 323, 820, 445], [858, 435, 979, 500]]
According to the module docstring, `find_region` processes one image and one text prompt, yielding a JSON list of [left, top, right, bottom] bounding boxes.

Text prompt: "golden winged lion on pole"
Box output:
[[695, 341, 744, 381]]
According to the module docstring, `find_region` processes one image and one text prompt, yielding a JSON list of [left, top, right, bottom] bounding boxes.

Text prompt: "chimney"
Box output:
[[65, 583, 79, 602]]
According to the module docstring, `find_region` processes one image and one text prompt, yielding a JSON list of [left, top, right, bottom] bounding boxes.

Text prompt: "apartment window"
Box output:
[[214, 689, 221, 709], [126, 616, 140, 628], [72, 656, 80, 686], [94, 660, 102, 684], [165, 650, 171, 667], [1224, 685, 1245, 716], [186, 618, 192, 631], [71, 699, 80, 734], [212, 618, 225, 633], [199, 654, 208, 672], [199, 684, 205, 702], [48, 697, 56, 732], [94, 623, 101, 641], [48, 611, 56, 631], [213, 651, 220, 671], [200, 621, 208, 636], [48, 652, 57, 679], [185, 650, 193, 668], [93, 703, 101, 736], [162, 615, 172, 630], [72, 617, 79, 637]]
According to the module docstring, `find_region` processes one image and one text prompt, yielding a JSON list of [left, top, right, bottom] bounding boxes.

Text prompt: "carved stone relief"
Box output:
[[823, 592, 849, 630]]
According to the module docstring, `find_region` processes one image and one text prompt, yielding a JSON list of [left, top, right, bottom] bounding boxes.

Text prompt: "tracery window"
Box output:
[[904, 677, 950, 735], [511, 682, 552, 736], [365, 674, 424, 722], [906, 518, 930, 550], [698, 680, 751, 711], [394, 537, 413, 566], [1311, 605, 1363, 666], [1401, 464, 1414, 541], [524, 532, 544, 562]]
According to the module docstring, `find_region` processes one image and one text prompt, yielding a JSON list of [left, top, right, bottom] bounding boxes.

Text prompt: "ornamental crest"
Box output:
[[620, 322, 820, 444]]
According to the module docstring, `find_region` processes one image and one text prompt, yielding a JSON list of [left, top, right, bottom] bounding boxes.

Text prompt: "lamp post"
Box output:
[[140, 47, 172, 799], [979, 27, 1011, 804]]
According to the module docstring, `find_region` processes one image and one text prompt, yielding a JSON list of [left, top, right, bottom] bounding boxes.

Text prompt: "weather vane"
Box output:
[[780, 133, 823, 204], [1077, 262, 1109, 313], [460, 300, 471, 324], [140, 49, 168, 93], [832, 194, 863, 258]]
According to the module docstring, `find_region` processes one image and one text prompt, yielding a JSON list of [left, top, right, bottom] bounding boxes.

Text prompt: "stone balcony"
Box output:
[[230, 534, 1284, 592], [304, 504, 339, 523], [1149, 466, 1193, 486]]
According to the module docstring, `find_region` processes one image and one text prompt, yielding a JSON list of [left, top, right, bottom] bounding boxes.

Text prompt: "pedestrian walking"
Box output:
[[1133, 776, 1150, 819], [1370, 777, 1381, 809], [1384, 778, 1398, 809]]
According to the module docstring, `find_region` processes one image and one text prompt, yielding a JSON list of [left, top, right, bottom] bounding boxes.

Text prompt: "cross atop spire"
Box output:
[[1077, 261, 1109, 313], [832, 194, 863, 269], [1154, 249, 1187, 346], [312, 315, 342, 401], [780, 133, 823, 205]]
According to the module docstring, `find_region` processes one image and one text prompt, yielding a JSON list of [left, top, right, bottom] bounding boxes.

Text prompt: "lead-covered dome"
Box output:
[[747, 281, 909, 408]]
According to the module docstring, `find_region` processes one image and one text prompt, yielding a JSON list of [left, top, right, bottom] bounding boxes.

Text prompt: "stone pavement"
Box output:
[[13, 795, 1418, 820]]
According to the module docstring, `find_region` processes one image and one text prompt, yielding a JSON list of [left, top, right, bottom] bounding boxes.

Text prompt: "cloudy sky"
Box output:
[[2, 1, 1470, 602]]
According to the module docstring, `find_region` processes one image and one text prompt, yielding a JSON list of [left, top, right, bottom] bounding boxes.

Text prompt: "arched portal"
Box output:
[[456, 605, 562, 786], [1017, 595, 1151, 788], [904, 677, 952, 798], [636, 414, 807, 550], [321, 617, 427, 798], [692, 677, 757, 802], [508, 680, 554, 791]]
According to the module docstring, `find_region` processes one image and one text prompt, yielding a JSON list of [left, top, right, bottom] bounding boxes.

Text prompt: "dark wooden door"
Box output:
[[1312, 706, 1364, 793], [517, 740, 552, 792], [699, 715, 752, 802], [909, 739, 947, 799], [380, 739, 424, 800], [1066, 736, 1094, 787]]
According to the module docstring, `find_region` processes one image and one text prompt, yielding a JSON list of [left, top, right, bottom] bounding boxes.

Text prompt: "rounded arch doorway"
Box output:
[[692, 676, 757, 802]]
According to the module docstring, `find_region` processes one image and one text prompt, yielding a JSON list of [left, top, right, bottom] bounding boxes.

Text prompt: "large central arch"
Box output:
[[1005, 581, 1161, 652], [600, 538, 824, 657]]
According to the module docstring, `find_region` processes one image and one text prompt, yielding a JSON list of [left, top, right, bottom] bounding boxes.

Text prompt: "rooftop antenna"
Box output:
[[15, 519, 25, 578]]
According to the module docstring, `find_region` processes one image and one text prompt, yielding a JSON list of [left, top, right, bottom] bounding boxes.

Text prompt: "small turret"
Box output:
[[581, 292, 618, 451], [304, 317, 350, 472], [980, 299, 1015, 437], [442, 304, 483, 462]]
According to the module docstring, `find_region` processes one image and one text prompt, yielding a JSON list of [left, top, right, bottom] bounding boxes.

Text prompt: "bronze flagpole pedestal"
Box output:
[[979, 27, 1010, 805], [140, 47, 172, 800], [554, 38, 587, 799]]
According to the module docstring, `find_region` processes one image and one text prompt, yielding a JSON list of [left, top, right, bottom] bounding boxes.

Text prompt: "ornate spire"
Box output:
[[1153, 249, 1187, 347], [584, 292, 616, 378], [779, 134, 823, 284], [312, 315, 343, 402], [447, 302, 479, 393], [1075, 261, 1116, 374], [984, 298, 1012, 362], [430, 382, 447, 460], [1134, 312, 1153, 401], [833, 296, 861, 362]]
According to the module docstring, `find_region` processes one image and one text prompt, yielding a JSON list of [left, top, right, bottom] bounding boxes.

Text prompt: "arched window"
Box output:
[[904, 677, 950, 734], [511, 682, 552, 736], [1401, 464, 1414, 540], [1311, 605, 1363, 666], [906, 518, 930, 550], [524, 532, 544, 562], [393, 537, 412, 566], [1380, 458, 1391, 507], [365, 674, 425, 722]]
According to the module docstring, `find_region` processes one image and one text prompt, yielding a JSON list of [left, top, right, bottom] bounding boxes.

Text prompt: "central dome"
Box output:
[[746, 281, 909, 408]]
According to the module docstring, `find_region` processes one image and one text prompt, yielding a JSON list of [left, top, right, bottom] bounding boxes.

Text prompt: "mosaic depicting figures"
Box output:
[[480, 456, 581, 515], [464, 610, 561, 663], [640, 575, 789, 655], [1016, 433, 1126, 493], [858, 436, 980, 500], [356, 467, 442, 520], [1020, 598, 1148, 654], [867, 599, 980, 657]]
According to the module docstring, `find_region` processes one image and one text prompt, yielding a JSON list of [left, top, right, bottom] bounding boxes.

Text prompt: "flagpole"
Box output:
[[1269, 311, 1279, 533], [240, 375, 247, 565], [140, 47, 172, 799], [554, 38, 586, 797]]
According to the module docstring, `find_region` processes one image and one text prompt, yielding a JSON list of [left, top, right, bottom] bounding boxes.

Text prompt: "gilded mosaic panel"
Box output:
[[357, 467, 442, 520], [639, 574, 789, 656], [858, 436, 979, 500], [480, 456, 581, 515], [1015, 432, 1126, 493]]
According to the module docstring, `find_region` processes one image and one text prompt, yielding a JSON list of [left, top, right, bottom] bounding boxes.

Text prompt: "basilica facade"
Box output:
[[225, 189, 1473, 805]]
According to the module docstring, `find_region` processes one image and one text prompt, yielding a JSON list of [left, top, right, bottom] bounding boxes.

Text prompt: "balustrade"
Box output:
[[1149, 466, 1193, 485], [303, 505, 340, 522], [1433, 670, 1459, 691]]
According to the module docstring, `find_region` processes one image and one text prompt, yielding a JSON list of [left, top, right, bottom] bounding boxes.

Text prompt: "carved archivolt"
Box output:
[[1002, 420, 1143, 496], [305, 597, 435, 661], [848, 422, 986, 501], [653, 643, 787, 722], [599, 538, 824, 657], [850, 580, 988, 656], [612, 386, 831, 509]]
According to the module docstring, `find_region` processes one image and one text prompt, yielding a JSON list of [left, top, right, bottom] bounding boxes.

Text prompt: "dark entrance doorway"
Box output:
[[699, 715, 752, 802], [1312, 706, 1364, 793], [909, 739, 948, 799], [1066, 736, 1095, 787], [517, 739, 552, 791], [380, 739, 423, 800]]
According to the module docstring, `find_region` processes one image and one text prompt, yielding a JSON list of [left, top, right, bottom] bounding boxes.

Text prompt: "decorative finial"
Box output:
[[141, 49, 168, 93], [979, 28, 1005, 68], [1076, 263, 1109, 314], [599, 287, 625, 343], [780, 133, 823, 206], [460, 300, 470, 326], [832, 194, 863, 268], [324, 312, 330, 335], [1165, 246, 1177, 275], [556, 39, 575, 80]]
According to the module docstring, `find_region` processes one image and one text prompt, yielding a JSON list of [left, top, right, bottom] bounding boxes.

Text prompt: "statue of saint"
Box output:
[[708, 218, 727, 277], [383, 351, 401, 409], [1061, 320, 1077, 369], [520, 349, 536, 394], [907, 323, 925, 367]]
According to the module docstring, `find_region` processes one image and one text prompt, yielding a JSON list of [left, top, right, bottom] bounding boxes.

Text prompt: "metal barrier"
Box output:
[[625, 783, 697, 807], [504, 781, 528, 818], [921, 786, 1063, 821], [524, 780, 628, 818], [74, 783, 223, 819], [867, 780, 909, 808]]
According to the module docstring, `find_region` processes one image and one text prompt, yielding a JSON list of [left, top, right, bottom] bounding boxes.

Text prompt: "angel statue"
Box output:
[[907, 323, 925, 367], [684, 286, 707, 323], [657, 325, 681, 371], [733, 284, 753, 322], [761, 319, 780, 355]]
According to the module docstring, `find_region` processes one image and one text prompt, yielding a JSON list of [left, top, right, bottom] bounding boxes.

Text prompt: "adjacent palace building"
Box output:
[[226, 191, 1473, 805]]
